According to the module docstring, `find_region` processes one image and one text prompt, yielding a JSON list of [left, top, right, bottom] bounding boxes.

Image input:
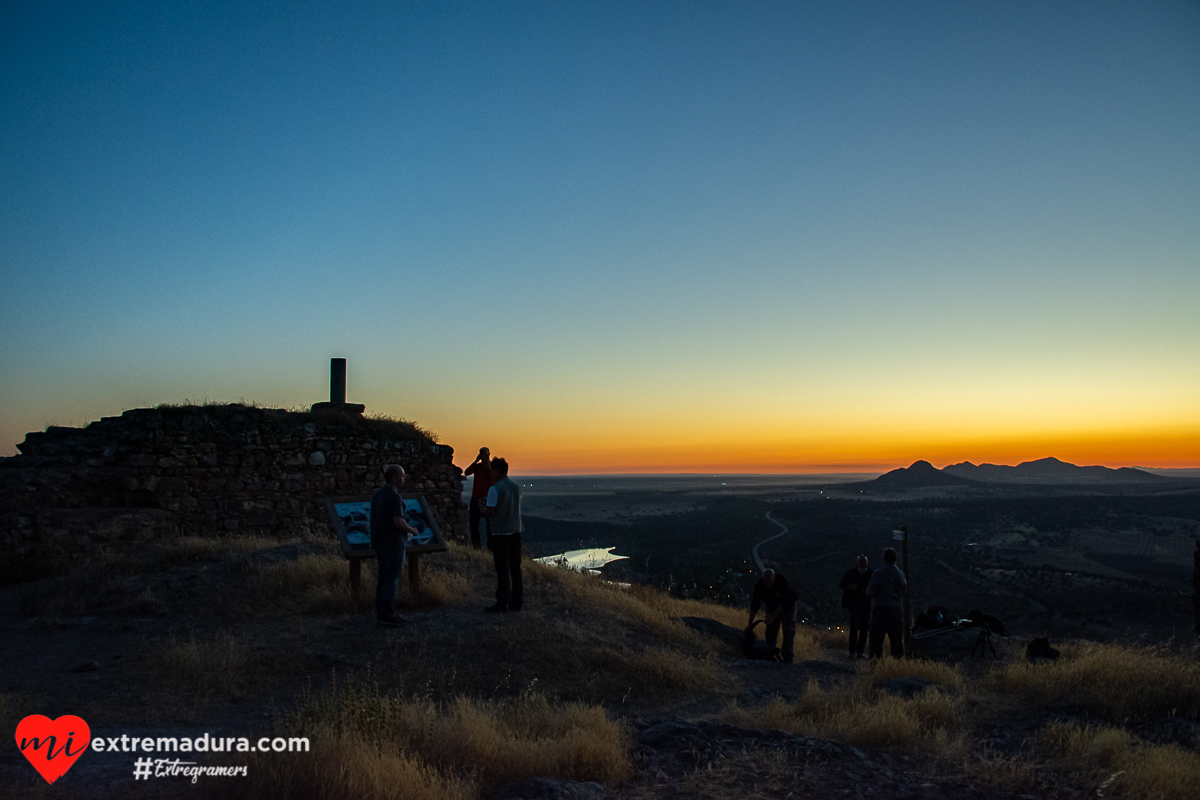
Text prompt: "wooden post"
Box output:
[[407, 552, 421, 599], [349, 558, 361, 596]]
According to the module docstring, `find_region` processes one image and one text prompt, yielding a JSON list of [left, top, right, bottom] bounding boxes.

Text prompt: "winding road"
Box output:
[[752, 511, 844, 572], [752, 511, 789, 571]]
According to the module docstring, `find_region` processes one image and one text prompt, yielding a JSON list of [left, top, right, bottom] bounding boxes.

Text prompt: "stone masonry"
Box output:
[[0, 405, 467, 556]]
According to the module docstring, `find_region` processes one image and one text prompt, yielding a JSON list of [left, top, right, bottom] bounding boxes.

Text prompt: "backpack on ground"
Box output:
[[1026, 637, 1060, 662], [741, 619, 781, 661]]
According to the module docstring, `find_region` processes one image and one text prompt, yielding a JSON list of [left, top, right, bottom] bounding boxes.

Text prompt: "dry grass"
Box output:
[[155, 534, 281, 562], [227, 673, 633, 799], [19, 555, 126, 617], [1003, 641, 1200, 721], [248, 553, 349, 606], [527, 558, 720, 638], [809, 625, 852, 650], [224, 728, 474, 800], [864, 657, 965, 692], [152, 632, 251, 695], [300, 550, 472, 614], [633, 647, 726, 692], [119, 585, 169, 615], [1037, 722, 1200, 800], [958, 750, 1037, 791], [17, 535, 286, 618], [725, 668, 964, 751], [525, 557, 823, 661], [151, 402, 438, 443]]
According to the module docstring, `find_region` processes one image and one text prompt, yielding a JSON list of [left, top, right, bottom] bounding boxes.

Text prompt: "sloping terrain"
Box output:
[[1, 534, 1198, 799]]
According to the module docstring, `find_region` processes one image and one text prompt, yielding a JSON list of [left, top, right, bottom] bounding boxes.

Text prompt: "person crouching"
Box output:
[[747, 569, 798, 663]]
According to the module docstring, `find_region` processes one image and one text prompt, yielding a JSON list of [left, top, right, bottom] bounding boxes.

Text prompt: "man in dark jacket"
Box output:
[[370, 464, 420, 628], [747, 569, 798, 663], [838, 555, 873, 659]]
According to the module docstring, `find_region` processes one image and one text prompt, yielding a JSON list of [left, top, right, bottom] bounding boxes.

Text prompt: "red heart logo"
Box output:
[[15, 715, 91, 784]]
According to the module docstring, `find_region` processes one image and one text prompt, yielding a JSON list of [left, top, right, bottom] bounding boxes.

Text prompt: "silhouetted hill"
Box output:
[[865, 460, 978, 489], [943, 457, 1164, 484]]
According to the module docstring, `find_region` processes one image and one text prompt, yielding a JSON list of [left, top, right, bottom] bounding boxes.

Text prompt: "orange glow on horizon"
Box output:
[[450, 426, 1200, 475]]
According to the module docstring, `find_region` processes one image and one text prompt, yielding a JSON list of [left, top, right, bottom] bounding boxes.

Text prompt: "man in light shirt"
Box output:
[[866, 547, 907, 659], [482, 457, 523, 613]]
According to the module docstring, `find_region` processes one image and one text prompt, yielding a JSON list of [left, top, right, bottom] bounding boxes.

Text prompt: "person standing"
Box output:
[[483, 457, 523, 613], [370, 464, 419, 628], [747, 568, 798, 663], [866, 547, 907, 659], [464, 447, 494, 549], [838, 555, 873, 659]]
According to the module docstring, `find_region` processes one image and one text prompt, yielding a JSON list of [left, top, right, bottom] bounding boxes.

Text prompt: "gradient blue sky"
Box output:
[[2, 1, 1198, 471]]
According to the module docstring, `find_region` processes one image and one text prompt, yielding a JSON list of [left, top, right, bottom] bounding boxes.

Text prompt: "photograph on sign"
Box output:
[[400, 498, 437, 545], [336, 502, 372, 547], [333, 500, 438, 548]]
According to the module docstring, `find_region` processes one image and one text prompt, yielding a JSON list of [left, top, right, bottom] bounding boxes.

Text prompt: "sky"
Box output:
[[1, 1, 1197, 473]]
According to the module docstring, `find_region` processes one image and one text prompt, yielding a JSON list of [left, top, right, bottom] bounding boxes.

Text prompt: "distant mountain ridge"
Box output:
[[942, 457, 1163, 484], [867, 460, 977, 489], [860, 457, 1165, 489]]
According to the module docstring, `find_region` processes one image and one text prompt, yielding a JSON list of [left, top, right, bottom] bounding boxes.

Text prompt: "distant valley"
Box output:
[[504, 460, 1200, 645]]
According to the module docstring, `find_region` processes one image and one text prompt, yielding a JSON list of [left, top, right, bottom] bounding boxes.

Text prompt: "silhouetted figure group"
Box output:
[[369, 451, 525, 625], [458, 449, 527, 613], [837, 548, 907, 659], [750, 549, 908, 662], [746, 547, 908, 663]]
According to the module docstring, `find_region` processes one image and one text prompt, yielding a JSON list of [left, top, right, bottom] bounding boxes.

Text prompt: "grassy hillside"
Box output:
[[2, 532, 1199, 799]]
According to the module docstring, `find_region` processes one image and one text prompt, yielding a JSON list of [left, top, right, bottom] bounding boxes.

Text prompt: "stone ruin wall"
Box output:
[[0, 406, 467, 557]]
